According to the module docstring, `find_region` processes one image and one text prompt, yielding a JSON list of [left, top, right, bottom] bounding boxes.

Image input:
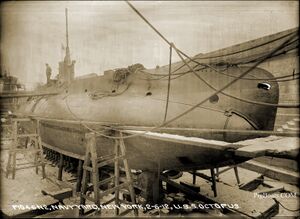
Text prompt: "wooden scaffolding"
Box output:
[[5, 117, 46, 179], [79, 132, 138, 217]]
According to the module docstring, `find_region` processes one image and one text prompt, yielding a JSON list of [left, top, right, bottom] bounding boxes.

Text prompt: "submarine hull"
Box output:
[[18, 65, 279, 171], [40, 120, 249, 171]]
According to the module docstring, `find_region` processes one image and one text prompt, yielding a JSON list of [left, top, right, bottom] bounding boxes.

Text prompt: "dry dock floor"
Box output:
[[0, 138, 299, 218]]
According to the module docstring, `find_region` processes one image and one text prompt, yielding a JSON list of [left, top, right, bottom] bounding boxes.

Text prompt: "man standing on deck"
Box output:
[[45, 63, 52, 84]]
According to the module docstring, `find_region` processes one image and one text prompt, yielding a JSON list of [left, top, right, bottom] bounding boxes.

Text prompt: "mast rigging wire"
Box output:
[[173, 43, 300, 108], [125, 1, 299, 108], [163, 45, 173, 122], [50, 1, 298, 140], [193, 33, 298, 60], [139, 65, 300, 83], [64, 26, 297, 139]]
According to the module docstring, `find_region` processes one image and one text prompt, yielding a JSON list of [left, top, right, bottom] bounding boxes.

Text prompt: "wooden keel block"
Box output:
[[239, 175, 264, 191], [239, 160, 299, 185], [258, 186, 285, 195], [42, 188, 73, 202], [179, 181, 200, 193]]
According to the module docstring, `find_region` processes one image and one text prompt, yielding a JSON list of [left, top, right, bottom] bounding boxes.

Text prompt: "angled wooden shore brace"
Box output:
[[79, 132, 138, 217], [216, 165, 240, 184], [5, 118, 46, 179], [190, 165, 240, 197]]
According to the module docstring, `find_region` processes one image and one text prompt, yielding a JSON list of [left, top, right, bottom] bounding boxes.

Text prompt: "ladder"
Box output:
[[79, 132, 138, 217], [5, 118, 46, 179]]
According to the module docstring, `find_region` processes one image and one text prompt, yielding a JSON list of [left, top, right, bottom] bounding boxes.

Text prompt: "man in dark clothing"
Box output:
[[46, 63, 52, 84]]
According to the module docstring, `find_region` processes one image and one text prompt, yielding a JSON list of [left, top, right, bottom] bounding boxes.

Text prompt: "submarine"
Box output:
[[15, 8, 298, 172]]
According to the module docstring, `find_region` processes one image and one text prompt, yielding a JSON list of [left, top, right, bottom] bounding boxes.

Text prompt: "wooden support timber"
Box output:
[[5, 118, 46, 179], [239, 175, 264, 191], [161, 174, 279, 218], [239, 160, 299, 185], [216, 165, 240, 184], [79, 132, 138, 217], [234, 136, 299, 160], [76, 160, 83, 192], [58, 154, 64, 181]]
